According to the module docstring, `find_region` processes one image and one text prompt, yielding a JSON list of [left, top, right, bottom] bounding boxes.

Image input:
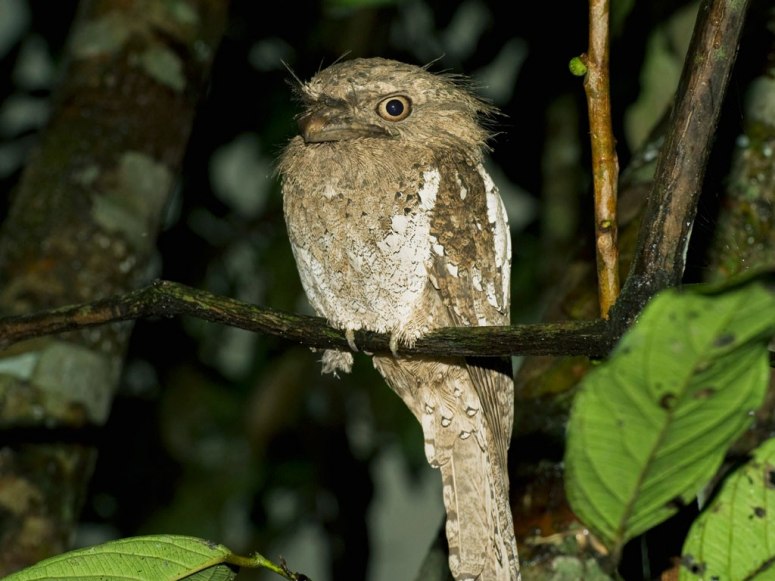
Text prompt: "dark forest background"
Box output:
[[0, 1, 771, 579]]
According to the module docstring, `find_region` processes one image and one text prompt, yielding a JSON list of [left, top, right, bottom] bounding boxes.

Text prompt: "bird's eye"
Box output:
[[376, 95, 412, 121]]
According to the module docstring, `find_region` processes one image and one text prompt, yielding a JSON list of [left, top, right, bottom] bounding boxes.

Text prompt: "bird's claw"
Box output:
[[345, 328, 359, 352]]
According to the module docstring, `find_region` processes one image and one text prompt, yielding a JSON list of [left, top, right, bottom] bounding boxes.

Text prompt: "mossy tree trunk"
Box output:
[[0, 0, 228, 574]]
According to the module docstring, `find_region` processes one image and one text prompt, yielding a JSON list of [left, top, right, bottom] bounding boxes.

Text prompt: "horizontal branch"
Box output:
[[0, 280, 616, 359]]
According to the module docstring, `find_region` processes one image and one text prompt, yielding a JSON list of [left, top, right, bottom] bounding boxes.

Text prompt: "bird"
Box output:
[[277, 57, 520, 581]]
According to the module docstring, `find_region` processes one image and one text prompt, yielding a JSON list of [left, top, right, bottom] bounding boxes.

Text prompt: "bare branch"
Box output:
[[584, 0, 620, 318], [0, 280, 615, 359]]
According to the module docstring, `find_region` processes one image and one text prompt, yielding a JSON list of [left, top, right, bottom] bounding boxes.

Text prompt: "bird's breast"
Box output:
[[282, 142, 441, 334]]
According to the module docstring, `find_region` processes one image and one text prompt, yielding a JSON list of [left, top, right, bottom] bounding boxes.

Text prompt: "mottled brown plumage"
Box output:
[[278, 57, 520, 580]]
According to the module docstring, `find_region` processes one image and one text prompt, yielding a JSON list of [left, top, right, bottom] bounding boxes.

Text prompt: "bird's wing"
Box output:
[[422, 152, 519, 580], [425, 152, 514, 471]]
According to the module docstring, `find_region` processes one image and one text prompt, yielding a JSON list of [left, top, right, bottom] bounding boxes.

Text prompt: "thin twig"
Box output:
[[0, 280, 615, 359], [584, 0, 620, 318]]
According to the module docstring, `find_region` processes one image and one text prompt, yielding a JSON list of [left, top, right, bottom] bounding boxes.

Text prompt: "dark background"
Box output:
[[1, 0, 765, 579]]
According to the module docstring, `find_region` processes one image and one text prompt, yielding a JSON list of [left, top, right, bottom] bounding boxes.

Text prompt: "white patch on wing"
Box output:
[[480, 167, 498, 224], [471, 267, 483, 292], [322, 183, 337, 199], [456, 174, 468, 200], [478, 163, 511, 308], [446, 263, 459, 277], [485, 280, 500, 309], [418, 168, 441, 210], [429, 235, 445, 256]]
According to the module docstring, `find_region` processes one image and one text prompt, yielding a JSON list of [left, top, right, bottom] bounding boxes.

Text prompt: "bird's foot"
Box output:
[[345, 328, 358, 352], [321, 349, 353, 376], [388, 323, 429, 357]]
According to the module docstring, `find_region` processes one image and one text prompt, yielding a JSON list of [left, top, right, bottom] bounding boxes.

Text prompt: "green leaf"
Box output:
[[680, 438, 775, 580], [5, 535, 303, 581], [565, 279, 775, 555], [186, 566, 239, 581]]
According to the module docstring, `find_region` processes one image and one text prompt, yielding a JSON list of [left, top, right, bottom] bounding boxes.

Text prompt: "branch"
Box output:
[[584, 0, 620, 319], [0, 280, 615, 359], [616, 0, 752, 323]]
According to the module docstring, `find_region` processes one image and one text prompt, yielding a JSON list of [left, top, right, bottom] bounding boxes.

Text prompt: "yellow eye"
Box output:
[[376, 95, 412, 121]]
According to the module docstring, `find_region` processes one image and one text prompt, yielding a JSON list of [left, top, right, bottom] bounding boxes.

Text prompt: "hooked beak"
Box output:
[[298, 107, 392, 143]]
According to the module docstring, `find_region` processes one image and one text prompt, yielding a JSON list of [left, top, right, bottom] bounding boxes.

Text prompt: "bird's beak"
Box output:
[[298, 109, 392, 143]]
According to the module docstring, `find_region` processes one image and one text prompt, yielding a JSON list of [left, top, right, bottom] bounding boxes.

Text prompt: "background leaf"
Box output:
[[5, 535, 250, 581], [187, 566, 240, 581], [680, 437, 775, 580], [564, 278, 775, 554]]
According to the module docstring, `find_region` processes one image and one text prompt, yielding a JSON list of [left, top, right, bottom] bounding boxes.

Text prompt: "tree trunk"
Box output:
[[0, 0, 228, 573]]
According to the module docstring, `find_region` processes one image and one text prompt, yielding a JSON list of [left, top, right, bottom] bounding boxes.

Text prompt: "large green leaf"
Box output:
[[680, 438, 775, 580], [565, 278, 775, 555], [5, 535, 304, 581]]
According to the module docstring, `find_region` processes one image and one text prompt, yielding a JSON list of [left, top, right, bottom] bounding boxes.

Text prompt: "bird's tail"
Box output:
[[373, 356, 520, 580], [437, 409, 519, 581]]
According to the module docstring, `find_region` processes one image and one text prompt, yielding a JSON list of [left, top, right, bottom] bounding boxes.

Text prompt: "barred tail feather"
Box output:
[[373, 356, 520, 580]]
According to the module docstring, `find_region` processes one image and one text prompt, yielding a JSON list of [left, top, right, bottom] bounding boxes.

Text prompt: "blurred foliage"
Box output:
[[0, 0, 769, 579]]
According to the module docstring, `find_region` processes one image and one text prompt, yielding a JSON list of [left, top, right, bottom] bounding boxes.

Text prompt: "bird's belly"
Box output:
[[287, 190, 431, 334]]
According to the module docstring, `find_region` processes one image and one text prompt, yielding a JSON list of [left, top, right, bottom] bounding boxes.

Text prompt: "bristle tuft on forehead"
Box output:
[[287, 57, 502, 154], [302, 57, 497, 116]]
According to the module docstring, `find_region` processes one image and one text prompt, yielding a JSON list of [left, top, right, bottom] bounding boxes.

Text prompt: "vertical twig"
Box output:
[[583, 0, 620, 318]]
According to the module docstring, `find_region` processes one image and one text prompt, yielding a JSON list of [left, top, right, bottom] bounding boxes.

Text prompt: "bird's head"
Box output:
[[292, 58, 496, 156]]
